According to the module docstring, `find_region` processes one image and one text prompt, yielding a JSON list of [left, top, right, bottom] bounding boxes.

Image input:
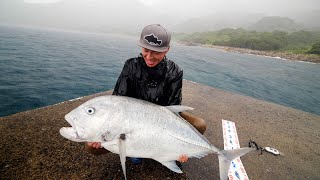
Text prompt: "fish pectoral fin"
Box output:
[[59, 127, 85, 142], [159, 161, 183, 173], [165, 105, 193, 113], [119, 134, 127, 180]]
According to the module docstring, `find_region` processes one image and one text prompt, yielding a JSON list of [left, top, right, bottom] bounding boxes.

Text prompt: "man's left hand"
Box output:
[[177, 154, 188, 163]]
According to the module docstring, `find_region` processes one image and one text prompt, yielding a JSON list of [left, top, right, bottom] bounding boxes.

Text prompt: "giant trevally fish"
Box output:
[[60, 95, 253, 180]]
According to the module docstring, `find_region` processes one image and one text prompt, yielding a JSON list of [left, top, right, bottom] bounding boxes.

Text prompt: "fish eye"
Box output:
[[86, 107, 95, 115]]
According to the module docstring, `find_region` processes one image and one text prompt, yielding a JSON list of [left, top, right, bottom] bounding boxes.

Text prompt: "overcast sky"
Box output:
[[1, 0, 319, 32]]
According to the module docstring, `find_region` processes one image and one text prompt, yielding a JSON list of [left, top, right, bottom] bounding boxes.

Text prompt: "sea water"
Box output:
[[1, 25, 319, 117]]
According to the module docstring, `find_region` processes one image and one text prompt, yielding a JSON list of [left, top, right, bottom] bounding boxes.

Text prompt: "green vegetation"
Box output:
[[173, 28, 320, 54], [307, 42, 320, 55]]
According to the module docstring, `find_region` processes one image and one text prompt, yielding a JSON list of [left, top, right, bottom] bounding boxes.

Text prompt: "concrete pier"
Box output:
[[1, 80, 319, 179]]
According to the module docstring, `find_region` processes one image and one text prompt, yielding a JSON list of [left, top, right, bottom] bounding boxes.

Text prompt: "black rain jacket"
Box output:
[[112, 54, 183, 106]]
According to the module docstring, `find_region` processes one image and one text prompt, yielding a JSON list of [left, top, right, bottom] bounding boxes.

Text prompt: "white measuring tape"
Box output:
[[222, 119, 249, 180]]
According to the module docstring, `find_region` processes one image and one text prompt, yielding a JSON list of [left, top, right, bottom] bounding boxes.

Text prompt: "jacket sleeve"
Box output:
[[166, 70, 183, 105], [112, 61, 131, 96]]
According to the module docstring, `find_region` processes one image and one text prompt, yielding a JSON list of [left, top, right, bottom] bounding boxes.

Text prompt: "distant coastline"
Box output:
[[205, 45, 320, 64], [178, 42, 320, 64]]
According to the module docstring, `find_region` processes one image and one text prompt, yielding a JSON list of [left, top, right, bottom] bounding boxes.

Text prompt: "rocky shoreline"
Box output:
[[205, 45, 320, 64], [178, 41, 320, 64]]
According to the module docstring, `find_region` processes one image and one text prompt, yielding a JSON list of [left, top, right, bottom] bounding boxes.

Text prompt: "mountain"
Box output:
[[170, 12, 264, 33], [248, 16, 303, 32], [169, 11, 320, 33]]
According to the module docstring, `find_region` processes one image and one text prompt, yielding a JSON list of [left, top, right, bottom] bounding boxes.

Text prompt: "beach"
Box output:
[[0, 80, 319, 179]]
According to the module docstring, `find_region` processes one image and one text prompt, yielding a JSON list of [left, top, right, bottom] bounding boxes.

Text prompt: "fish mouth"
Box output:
[[64, 113, 76, 128], [59, 114, 86, 142]]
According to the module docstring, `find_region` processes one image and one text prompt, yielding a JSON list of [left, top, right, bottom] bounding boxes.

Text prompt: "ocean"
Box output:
[[1, 25, 320, 117]]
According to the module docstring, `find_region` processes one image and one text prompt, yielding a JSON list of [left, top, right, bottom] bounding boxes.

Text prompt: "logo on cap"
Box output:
[[144, 34, 162, 46]]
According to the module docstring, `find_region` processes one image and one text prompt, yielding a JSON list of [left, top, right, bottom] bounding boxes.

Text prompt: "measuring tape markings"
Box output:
[[222, 119, 249, 180]]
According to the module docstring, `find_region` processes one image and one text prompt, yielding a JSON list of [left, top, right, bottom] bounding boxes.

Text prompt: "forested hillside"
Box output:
[[174, 28, 320, 55]]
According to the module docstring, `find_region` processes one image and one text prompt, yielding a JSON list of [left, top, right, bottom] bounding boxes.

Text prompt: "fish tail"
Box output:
[[217, 147, 254, 180]]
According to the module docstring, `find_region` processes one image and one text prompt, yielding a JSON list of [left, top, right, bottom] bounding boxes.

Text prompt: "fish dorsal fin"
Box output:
[[159, 161, 183, 173], [165, 105, 193, 113]]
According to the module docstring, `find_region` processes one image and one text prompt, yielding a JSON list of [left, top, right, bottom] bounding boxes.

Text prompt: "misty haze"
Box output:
[[1, 0, 320, 33]]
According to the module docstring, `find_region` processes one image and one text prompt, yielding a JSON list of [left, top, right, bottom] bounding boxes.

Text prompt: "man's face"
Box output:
[[141, 47, 169, 67]]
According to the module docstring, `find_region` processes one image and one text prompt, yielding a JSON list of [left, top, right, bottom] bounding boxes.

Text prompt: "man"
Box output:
[[86, 24, 207, 163]]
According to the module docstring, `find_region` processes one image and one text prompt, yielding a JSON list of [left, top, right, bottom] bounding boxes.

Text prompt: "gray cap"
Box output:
[[137, 24, 171, 52]]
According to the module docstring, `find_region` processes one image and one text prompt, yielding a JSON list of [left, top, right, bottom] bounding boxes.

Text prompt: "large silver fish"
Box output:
[[60, 95, 253, 180]]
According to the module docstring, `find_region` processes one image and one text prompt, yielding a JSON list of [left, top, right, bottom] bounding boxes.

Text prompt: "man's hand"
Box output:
[[85, 142, 109, 155], [177, 154, 188, 163], [87, 142, 102, 149]]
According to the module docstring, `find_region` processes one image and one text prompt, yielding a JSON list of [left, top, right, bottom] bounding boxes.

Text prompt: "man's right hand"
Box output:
[[87, 142, 102, 149], [85, 142, 109, 155]]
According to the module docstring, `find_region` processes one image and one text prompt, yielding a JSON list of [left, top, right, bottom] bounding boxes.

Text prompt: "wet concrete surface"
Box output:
[[1, 80, 319, 179]]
